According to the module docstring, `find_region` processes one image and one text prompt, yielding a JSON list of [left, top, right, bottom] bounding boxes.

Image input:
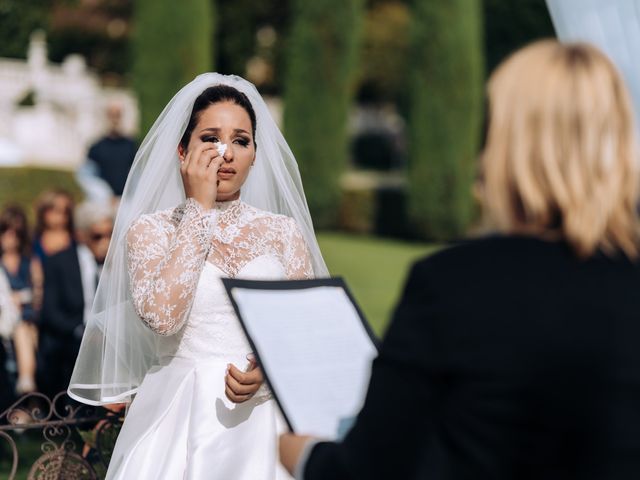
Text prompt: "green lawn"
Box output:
[[0, 431, 42, 480], [317, 232, 438, 336]]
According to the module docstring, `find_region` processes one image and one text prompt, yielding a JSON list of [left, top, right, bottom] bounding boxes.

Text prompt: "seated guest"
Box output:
[[0, 268, 19, 410], [37, 202, 113, 398], [0, 204, 42, 395], [280, 40, 640, 479]]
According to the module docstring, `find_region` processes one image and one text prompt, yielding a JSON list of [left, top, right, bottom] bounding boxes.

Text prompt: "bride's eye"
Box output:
[[201, 135, 219, 143], [234, 137, 250, 147]]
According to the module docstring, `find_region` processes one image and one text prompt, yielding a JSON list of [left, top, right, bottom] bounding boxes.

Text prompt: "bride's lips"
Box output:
[[217, 168, 236, 180]]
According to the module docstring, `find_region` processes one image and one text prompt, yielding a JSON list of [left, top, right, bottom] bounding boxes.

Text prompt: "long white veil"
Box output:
[[546, 0, 640, 129], [68, 73, 328, 405]]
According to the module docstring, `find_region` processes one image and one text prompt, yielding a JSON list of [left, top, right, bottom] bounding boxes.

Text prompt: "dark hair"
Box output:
[[179, 85, 257, 151], [0, 204, 30, 256], [34, 189, 75, 238]]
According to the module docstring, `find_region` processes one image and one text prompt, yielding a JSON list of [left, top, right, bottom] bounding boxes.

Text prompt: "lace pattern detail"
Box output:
[[172, 200, 218, 251], [126, 198, 216, 336], [126, 199, 314, 336], [207, 200, 314, 279]]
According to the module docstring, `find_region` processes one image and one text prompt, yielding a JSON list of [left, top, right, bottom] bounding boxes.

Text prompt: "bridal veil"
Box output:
[[69, 73, 328, 405]]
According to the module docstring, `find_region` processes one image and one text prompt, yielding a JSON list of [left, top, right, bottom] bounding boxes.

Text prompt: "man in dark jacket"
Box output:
[[87, 102, 136, 197], [37, 203, 112, 397]]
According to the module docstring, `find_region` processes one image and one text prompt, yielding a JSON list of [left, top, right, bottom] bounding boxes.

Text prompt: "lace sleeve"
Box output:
[[126, 199, 216, 336], [283, 217, 315, 280]]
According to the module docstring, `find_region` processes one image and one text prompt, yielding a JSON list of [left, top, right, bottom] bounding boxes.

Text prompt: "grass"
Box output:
[[0, 431, 42, 480], [317, 232, 438, 336]]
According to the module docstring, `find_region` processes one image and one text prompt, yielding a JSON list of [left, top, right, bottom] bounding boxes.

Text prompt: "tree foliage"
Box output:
[[357, 1, 411, 104], [484, 0, 554, 74], [132, 0, 214, 136], [213, 0, 289, 94], [407, 0, 484, 239], [0, 0, 48, 59], [283, 0, 365, 228]]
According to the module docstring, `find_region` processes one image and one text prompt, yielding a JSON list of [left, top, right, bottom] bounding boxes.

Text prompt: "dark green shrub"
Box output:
[[337, 171, 409, 238], [132, 0, 214, 136], [351, 131, 398, 171], [0, 0, 48, 59], [283, 0, 365, 228], [406, 0, 484, 240], [483, 0, 554, 74], [0, 167, 84, 223], [374, 186, 409, 238], [338, 186, 376, 234]]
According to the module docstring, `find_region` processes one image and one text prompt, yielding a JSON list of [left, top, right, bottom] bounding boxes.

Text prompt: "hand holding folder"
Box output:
[[223, 277, 378, 440]]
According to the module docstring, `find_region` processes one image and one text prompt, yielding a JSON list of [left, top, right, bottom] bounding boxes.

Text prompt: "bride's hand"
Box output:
[[225, 360, 264, 403], [180, 142, 225, 210]]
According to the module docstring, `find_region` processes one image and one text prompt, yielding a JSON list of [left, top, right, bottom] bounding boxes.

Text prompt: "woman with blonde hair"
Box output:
[[280, 40, 640, 480]]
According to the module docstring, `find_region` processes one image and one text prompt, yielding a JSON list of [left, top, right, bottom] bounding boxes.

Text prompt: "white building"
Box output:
[[0, 31, 138, 169]]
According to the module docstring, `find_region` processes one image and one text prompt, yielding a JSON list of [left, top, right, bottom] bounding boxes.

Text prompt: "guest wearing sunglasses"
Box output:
[[37, 202, 113, 398]]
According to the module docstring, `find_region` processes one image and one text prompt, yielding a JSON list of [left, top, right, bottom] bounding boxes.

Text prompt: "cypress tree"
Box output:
[[283, 0, 364, 228], [407, 0, 484, 239], [133, 0, 214, 136]]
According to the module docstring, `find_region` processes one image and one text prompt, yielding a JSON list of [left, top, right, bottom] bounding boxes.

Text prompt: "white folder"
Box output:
[[223, 277, 379, 440]]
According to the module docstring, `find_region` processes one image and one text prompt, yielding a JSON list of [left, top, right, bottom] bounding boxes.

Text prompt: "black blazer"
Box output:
[[304, 236, 640, 480], [40, 244, 84, 338]]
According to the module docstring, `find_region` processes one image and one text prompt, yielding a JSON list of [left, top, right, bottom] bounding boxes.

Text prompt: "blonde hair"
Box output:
[[480, 40, 640, 258]]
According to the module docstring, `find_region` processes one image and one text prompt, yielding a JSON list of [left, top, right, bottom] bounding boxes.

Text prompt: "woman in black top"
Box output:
[[32, 189, 75, 266], [280, 40, 640, 479], [0, 205, 42, 395]]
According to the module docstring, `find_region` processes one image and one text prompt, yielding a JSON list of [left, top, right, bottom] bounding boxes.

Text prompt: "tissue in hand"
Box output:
[[215, 142, 228, 157]]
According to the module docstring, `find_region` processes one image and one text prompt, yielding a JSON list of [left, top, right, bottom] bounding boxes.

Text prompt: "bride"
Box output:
[[68, 74, 328, 479]]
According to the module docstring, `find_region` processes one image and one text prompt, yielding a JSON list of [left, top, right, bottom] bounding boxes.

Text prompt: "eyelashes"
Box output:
[[200, 135, 250, 147]]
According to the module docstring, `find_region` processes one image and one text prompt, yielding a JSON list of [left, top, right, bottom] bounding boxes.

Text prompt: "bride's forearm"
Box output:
[[127, 199, 216, 336]]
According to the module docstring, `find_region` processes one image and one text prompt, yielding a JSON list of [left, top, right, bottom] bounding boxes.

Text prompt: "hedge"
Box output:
[[406, 0, 484, 240], [283, 0, 365, 228], [132, 0, 214, 137], [0, 167, 84, 224]]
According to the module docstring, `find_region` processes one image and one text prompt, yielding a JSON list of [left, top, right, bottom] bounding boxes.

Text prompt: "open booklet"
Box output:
[[222, 277, 379, 440]]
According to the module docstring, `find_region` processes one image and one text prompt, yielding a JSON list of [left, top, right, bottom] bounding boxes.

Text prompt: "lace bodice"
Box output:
[[126, 199, 314, 340]]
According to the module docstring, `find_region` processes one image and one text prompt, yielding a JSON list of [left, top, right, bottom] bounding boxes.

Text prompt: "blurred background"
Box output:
[[0, 0, 555, 335]]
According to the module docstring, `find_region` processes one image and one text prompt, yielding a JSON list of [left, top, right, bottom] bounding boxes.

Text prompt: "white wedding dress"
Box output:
[[105, 198, 312, 480]]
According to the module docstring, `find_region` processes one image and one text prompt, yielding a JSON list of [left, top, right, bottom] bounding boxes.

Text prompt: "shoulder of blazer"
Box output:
[[411, 235, 558, 274], [412, 235, 498, 266]]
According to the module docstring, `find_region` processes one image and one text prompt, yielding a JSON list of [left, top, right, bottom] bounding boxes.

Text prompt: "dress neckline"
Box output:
[[215, 199, 242, 211]]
